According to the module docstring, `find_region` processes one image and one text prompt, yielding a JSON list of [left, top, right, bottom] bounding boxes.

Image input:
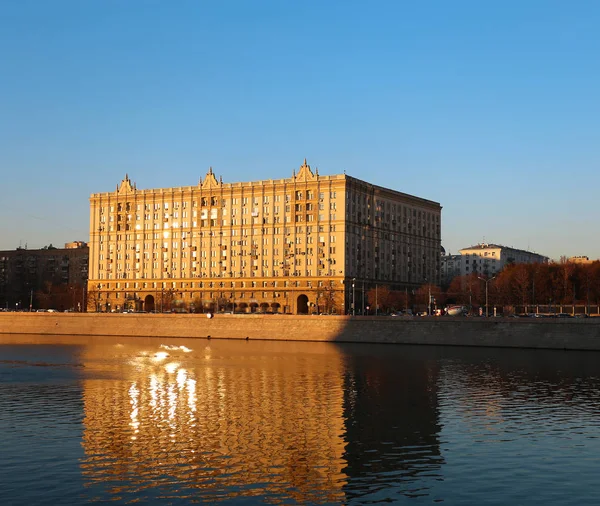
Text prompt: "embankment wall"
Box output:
[[2, 313, 600, 351]]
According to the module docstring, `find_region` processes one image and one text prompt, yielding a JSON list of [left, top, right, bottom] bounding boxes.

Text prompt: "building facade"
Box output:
[[87, 161, 442, 314], [455, 243, 548, 280], [440, 253, 462, 288], [568, 256, 593, 264], [0, 242, 89, 310]]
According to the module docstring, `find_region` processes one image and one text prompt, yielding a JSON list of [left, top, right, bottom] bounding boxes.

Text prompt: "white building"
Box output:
[[458, 243, 548, 279], [441, 243, 548, 284]]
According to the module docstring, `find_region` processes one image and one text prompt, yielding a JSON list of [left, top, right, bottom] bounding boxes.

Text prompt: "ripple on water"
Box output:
[[2, 339, 600, 504]]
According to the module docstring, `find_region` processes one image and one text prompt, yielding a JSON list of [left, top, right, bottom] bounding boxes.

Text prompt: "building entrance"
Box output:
[[144, 295, 155, 312], [297, 294, 309, 315]]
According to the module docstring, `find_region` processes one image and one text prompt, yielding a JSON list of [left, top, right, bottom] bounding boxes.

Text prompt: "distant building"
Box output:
[[65, 241, 87, 250], [0, 242, 88, 310], [440, 243, 548, 285], [88, 161, 442, 314], [568, 256, 593, 264], [458, 243, 548, 279], [440, 253, 462, 287]]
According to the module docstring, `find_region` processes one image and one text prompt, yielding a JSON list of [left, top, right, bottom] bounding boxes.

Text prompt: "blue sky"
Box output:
[[1, 0, 598, 261]]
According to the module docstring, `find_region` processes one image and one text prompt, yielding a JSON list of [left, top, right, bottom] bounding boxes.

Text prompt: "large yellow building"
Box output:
[[88, 160, 441, 314]]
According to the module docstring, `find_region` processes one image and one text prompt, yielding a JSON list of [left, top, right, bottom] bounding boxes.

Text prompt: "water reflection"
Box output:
[[79, 338, 349, 504], [340, 345, 444, 502], [2, 335, 600, 505]]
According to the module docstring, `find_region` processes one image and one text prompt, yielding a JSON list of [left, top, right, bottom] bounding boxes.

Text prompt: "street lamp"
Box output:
[[424, 277, 431, 316], [352, 278, 356, 316], [478, 275, 496, 317], [229, 271, 235, 314], [362, 280, 365, 315]]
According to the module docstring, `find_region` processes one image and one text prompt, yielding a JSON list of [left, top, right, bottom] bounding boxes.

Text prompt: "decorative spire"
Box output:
[[201, 167, 220, 189], [117, 174, 135, 193], [294, 158, 316, 181]]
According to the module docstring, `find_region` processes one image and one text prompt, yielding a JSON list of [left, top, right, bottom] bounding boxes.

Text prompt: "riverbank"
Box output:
[[2, 313, 600, 351]]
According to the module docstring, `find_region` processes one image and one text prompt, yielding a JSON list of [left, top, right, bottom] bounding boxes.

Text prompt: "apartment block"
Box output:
[[88, 160, 442, 314], [0, 242, 89, 310], [458, 243, 548, 279]]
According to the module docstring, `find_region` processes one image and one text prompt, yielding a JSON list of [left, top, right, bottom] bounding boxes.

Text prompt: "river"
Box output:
[[1, 335, 599, 505]]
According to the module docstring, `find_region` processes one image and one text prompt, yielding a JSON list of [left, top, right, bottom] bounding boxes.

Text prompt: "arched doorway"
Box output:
[[144, 295, 155, 312], [271, 302, 281, 314], [259, 302, 269, 313], [297, 294, 309, 315]]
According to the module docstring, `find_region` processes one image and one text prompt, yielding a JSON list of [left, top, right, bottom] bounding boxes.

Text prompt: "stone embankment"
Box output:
[[2, 313, 600, 351]]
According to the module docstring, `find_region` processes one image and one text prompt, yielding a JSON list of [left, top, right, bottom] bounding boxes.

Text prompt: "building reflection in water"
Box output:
[[79, 339, 349, 503], [339, 344, 444, 502], [78, 338, 448, 504], [3, 335, 600, 504]]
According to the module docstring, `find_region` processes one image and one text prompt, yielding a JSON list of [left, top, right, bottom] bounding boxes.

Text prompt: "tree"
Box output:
[[415, 283, 442, 314], [388, 290, 408, 311], [316, 285, 341, 314], [365, 285, 392, 314], [86, 287, 100, 312], [190, 295, 204, 313], [157, 289, 175, 312], [512, 264, 530, 307], [446, 274, 482, 308], [558, 257, 576, 304]]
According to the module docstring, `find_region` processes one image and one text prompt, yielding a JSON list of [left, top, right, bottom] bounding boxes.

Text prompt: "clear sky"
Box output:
[[1, 0, 598, 261]]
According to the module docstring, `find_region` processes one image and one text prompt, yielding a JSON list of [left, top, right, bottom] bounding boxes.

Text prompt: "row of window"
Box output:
[[99, 278, 337, 290], [97, 268, 340, 280], [102, 191, 338, 214]]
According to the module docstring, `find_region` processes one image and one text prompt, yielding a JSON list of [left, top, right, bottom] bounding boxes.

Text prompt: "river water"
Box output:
[[1, 335, 599, 505]]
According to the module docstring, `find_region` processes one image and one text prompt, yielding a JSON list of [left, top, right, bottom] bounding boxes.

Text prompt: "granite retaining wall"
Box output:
[[2, 313, 600, 351]]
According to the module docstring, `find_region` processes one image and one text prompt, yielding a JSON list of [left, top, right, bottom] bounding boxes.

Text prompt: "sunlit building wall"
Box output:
[[88, 160, 441, 314], [459, 243, 548, 279]]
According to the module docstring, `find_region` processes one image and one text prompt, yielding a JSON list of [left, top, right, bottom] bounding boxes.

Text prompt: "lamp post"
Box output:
[[428, 283, 431, 316], [362, 280, 365, 316], [230, 271, 235, 314], [352, 278, 356, 316], [478, 275, 496, 317], [424, 277, 431, 316]]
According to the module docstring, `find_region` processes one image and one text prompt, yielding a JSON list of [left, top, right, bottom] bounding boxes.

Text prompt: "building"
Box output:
[[440, 253, 462, 288], [568, 256, 593, 264], [87, 160, 442, 314], [0, 242, 89, 310], [455, 243, 548, 280]]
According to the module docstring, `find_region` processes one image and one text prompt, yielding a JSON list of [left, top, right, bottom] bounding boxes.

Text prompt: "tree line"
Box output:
[[365, 259, 600, 314]]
